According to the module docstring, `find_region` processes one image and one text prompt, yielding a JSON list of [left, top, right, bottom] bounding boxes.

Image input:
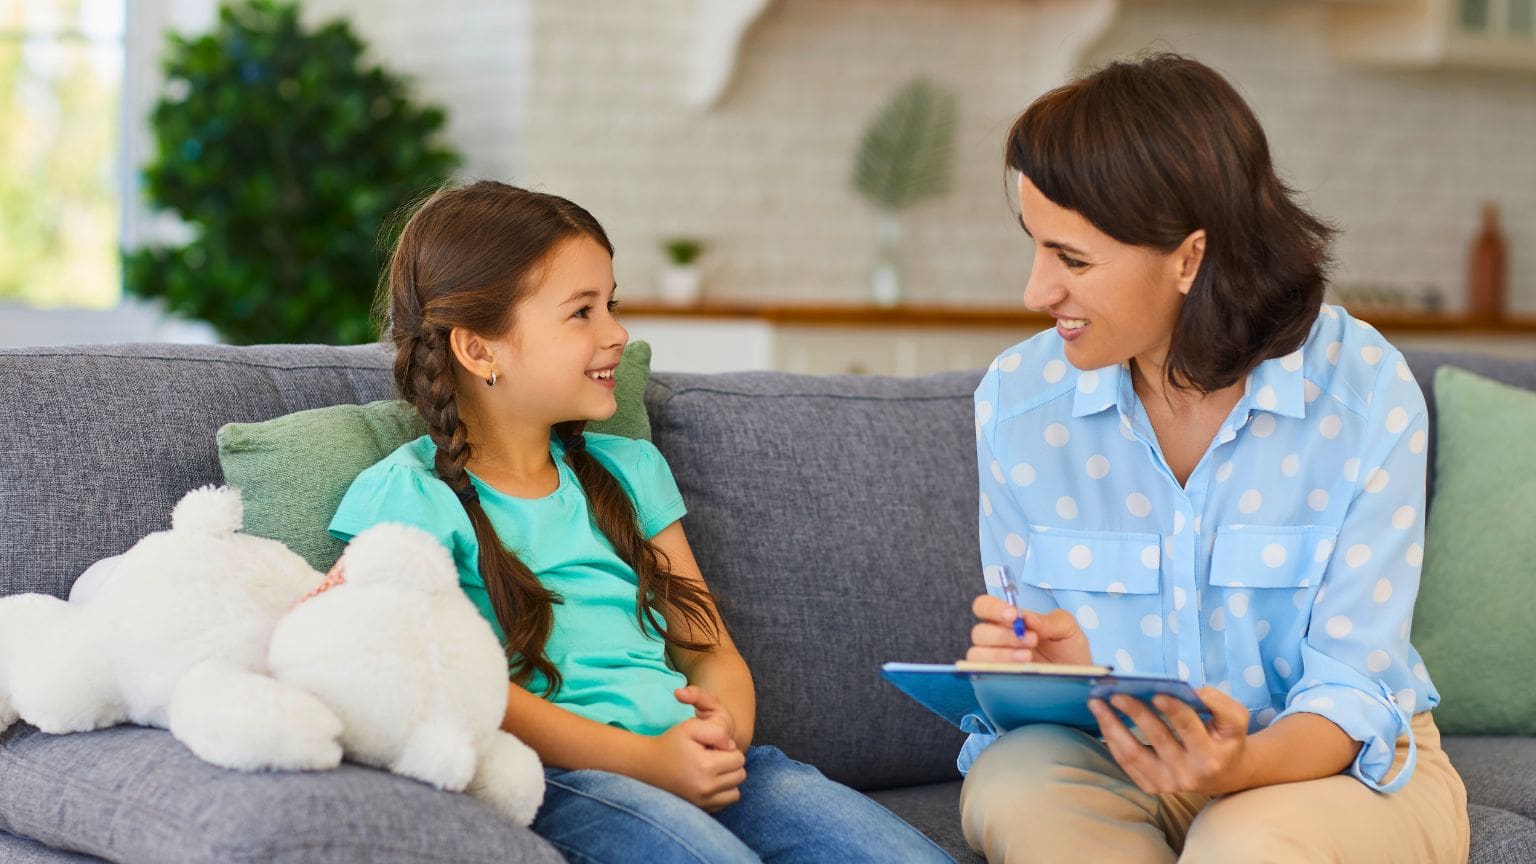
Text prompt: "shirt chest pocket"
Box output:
[[1209, 525, 1336, 707], [1022, 527, 1165, 675]]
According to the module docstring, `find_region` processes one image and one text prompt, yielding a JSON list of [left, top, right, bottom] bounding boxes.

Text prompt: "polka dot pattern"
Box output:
[[1068, 544, 1093, 569], [972, 318, 1437, 779], [1372, 578, 1393, 603], [1076, 606, 1099, 630]]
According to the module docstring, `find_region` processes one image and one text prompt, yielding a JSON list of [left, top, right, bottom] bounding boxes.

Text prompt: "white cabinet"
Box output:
[[1331, 0, 1536, 70]]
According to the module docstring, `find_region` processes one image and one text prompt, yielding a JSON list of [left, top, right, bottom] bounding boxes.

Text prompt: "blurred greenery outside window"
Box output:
[[1, 0, 123, 309]]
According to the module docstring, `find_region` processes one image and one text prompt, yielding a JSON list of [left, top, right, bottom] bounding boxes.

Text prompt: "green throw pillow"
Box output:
[[1413, 365, 1536, 735], [218, 340, 654, 571]]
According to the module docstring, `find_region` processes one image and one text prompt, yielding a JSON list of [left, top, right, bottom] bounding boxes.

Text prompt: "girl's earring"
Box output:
[[486, 371, 497, 387]]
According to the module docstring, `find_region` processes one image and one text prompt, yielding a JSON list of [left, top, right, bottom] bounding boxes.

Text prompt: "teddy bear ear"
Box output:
[[342, 523, 457, 594], [170, 485, 244, 537]]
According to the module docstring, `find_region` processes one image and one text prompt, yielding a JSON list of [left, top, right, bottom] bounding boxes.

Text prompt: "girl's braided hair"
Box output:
[[384, 181, 718, 695]]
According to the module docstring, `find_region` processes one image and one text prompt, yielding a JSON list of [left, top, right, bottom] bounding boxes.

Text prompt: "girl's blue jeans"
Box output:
[[531, 745, 955, 863]]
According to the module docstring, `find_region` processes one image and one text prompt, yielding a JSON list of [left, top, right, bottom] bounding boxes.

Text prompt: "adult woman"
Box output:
[[963, 54, 1468, 862]]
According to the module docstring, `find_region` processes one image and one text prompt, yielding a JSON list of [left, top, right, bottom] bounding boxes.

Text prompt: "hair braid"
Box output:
[[399, 328, 564, 694], [554, 423, 719, 652], [383, 180, 721, 699]]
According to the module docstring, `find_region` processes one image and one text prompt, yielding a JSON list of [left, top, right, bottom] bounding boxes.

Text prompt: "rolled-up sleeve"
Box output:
[[1278, 350, 1429, 792]]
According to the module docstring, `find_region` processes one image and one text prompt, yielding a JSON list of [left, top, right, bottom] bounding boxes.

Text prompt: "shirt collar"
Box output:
[[1069, 350, 1307, 420], [1071, 363, 1127, 418], [1240, 350, 1308, 419]]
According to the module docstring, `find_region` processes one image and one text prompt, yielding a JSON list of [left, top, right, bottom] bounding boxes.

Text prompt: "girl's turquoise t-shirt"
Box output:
[[328, 432, 691, 736]]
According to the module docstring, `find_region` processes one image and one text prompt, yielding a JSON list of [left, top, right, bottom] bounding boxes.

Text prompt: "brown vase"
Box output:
[[1467, 201, 1507, 320]]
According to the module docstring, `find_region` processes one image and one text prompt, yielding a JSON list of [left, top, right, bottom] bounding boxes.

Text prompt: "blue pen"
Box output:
[[999, 565, 1026, 639]]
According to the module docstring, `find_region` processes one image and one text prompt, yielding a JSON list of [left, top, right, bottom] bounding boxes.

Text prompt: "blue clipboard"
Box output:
[[881, 661, 1210, 732]]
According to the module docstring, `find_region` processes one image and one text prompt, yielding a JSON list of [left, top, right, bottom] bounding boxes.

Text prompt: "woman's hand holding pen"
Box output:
[[968, 594, 1093, 666], [639, 704, 747, 812]]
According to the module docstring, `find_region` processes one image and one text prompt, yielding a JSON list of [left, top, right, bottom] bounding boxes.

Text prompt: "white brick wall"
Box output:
[[520, 0, 1109, 307], [301, 0, 531, 183], [291, 0, 1535, 314], [1090, 2, 1536, 314]]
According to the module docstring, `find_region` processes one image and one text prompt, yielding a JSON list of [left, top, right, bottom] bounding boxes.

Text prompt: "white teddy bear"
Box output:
[[0, 485, 544, 826], [262, 520, 546, 825], [0, 485, 341, 772]]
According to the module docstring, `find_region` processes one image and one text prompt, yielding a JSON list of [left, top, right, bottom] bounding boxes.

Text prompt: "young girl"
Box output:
[[329, 181, 952, 864]]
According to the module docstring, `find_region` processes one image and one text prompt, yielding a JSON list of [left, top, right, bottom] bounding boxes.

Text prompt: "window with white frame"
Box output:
[[1, 0, 124, 309]]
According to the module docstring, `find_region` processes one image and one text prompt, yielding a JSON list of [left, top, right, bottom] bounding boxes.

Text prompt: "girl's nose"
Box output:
[[606, 317, 629, 350]]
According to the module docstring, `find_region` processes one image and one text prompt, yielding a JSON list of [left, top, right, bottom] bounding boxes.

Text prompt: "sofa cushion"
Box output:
[[1413, 367, 1536, 736], [1465, 805, 1536, 864], [0, 724, 562, 864], [1400, 348, 1536, 493], [866, 781, 980, 864], [216, 341, 655, 571], [0, 344, 398, 600], [0, 829, 106, 863], [645, 370, 981, 791], [1443, 736, 1536, 822]]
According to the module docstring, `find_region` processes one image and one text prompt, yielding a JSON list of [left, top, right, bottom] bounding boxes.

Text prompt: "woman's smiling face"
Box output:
[[1016, 173, 1203, 377]]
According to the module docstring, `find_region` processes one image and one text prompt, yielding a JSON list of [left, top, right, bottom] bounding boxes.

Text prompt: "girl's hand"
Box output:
[[968, 594, 1093, 667], [1088, 686, 1252, 797], [674, 686, 736, 747], [638, 718, 747, 812]]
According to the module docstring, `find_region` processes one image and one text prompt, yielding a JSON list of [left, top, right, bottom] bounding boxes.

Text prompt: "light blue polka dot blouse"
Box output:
[[962, 304, 1439, 793]]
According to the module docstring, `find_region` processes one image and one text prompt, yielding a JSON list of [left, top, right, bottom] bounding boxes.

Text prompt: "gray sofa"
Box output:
[[1, 342, 1533, 863]]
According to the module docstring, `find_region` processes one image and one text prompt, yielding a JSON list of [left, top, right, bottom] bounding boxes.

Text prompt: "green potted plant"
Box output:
[[851, 78, 957, 307], [657, 237, 706, 306], [123, 0, 461, 345]]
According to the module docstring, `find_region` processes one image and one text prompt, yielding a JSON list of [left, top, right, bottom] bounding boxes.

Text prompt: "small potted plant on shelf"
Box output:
[[657, 237, 705, 306], [851, 78, 957, 307]]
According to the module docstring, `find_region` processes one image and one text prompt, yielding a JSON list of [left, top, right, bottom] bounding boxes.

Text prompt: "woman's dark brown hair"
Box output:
[[1005, 53, 1335, 393], [384, 180, 719, 695]]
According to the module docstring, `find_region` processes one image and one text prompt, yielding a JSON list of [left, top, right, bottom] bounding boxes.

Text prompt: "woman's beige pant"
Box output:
[[960, 711, 1468, 863]]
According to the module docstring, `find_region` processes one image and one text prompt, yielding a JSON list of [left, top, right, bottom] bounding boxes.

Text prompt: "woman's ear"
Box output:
[[1174, 229, 1207, 296], [448, 326, 497, 382]]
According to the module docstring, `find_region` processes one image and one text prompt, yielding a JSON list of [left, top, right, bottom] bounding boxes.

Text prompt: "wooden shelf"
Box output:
[[618, 302, 1536, 335]]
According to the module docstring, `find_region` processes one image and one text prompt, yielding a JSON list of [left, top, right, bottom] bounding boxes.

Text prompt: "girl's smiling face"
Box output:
[[485, 234, 628, 427], [1017, 173, 1203, 378]]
